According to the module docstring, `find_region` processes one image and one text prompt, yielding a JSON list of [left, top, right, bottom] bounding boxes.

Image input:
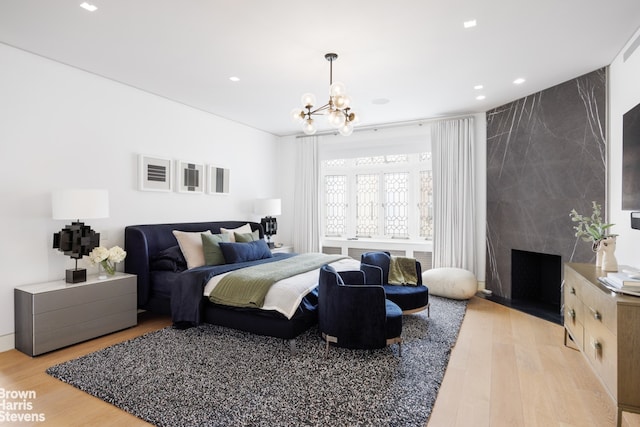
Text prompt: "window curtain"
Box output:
[[292, 136, 320, 253], [431, 117, 477, 273]]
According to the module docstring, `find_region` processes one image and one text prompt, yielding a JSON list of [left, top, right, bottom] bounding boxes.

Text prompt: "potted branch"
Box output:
[[569, 201, 618, 271]]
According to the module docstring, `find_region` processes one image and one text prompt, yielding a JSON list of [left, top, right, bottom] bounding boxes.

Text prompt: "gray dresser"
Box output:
[[15, 272, 137, 356]]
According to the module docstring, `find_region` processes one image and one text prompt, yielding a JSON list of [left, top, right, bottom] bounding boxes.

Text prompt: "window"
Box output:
[[321, 152, 433, 240]]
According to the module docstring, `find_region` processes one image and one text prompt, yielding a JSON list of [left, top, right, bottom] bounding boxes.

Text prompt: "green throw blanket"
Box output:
[[388, 256, 418, 285], [209, 253, 347, 308]]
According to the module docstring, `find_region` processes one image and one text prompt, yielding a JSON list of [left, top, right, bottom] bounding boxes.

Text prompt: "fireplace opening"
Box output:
[[510, 249, 562, 324]]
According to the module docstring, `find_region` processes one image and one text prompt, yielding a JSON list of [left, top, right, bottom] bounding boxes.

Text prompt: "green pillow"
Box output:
[[234, 230, 260, 242], [201, 233, 231, 265]]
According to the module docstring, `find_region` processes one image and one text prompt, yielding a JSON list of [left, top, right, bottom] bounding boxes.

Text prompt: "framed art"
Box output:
[[176, 160, 204, 193], [207, 165, 230, 194], [139, 155, 173, 192]]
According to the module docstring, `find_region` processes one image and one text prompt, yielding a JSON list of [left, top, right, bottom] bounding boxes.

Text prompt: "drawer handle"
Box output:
[[570, 287, 576, 295], [568, 309, 576, 320], [593, 310, 602, 321]]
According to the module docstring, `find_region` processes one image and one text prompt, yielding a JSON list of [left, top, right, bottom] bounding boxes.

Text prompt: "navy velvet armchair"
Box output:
[[318, 265, 403, 357], [360, 251, 430, 315]]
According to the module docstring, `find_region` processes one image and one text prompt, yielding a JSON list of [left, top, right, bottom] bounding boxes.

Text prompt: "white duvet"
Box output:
[[203, 257, 360, 319]]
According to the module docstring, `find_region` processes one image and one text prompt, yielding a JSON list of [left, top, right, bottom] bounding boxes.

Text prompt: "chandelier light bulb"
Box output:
[[338, 122, 354, 136], [303, 119, 317, 135], [330, 82, 346, 97], [290, 108, 305, 123], [333, 95, 348, 110], [328, 110, 346, 128], [301, 93, 316, 108]]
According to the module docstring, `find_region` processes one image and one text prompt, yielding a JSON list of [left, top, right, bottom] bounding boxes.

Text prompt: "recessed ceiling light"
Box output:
[[476, 95, 486, 100], [464, 19, 477, 29], [474, 85, 483, 90], [372, 98, 390, 105], [80, 2, 98, 12], [513, 78, 526, 85], [229, 76, 240, 82]]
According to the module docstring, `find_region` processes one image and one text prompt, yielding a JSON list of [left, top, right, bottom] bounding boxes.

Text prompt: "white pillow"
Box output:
[[172, 230, 212, 269], [220, 223, 252, 242]]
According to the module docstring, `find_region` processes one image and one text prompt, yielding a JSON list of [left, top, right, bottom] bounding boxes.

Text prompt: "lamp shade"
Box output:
[[52, 189, 109, 220], [253, 198, 281, 216]]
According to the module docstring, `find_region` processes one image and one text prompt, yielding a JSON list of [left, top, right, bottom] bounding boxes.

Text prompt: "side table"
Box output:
[[15, 272, 137, 356]]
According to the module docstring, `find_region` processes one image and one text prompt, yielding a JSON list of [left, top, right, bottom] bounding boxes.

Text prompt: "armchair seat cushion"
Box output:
[[383, 285, 429, 312], [385, 299, 403, 339]]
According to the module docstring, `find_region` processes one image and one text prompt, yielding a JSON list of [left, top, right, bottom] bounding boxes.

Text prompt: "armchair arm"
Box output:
[[416, 261, 423, 285], [337, 270, 365, 285], [360, 263, 383, 285]]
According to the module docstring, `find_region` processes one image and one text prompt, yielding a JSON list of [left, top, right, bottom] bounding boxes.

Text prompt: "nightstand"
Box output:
[[14, 272, 137, 356], [271, 245, 293, 254]]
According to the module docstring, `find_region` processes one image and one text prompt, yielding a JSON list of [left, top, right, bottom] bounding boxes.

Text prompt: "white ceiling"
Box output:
[[1, 1, 639, 137]]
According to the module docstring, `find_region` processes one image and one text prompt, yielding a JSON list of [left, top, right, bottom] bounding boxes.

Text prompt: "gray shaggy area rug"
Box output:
[[47, 296, 467, 427]]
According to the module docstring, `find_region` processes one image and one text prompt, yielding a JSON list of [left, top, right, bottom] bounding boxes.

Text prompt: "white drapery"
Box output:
[[431, 117, 477, 273], [292, 136, 321, 253]]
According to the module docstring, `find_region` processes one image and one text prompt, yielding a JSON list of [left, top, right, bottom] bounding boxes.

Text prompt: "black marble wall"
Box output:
[[486, 68, 607, 299]]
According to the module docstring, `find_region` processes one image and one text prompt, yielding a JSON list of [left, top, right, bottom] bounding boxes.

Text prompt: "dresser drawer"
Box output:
[[584, 314, 618, 399], [564, 312, 584, 350], [564, 268, 585, 301], [581, 279, 617, 335]]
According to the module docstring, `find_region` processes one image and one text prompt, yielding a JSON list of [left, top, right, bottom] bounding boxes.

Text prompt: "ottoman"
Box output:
[[422, 268, 477, 300]]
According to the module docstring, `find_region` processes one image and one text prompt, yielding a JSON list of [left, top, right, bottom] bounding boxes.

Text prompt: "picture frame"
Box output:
[[138, 155, 173, 192], [176, 160, 205, 193], [207, 165, 230, 194]]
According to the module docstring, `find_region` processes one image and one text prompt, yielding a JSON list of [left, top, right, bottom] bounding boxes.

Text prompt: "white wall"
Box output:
[[609, 26, 640, 268], [0, 44, 280, 349]]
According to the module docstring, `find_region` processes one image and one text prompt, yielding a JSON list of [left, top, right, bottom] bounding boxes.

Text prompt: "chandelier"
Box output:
[[291, 53, 357, 136]]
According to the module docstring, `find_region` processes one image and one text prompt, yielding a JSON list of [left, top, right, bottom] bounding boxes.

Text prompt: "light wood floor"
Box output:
[[1, 298, 639, 426], [430, 297, 640, 427]]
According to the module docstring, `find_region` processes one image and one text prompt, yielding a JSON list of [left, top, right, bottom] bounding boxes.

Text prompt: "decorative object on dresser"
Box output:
[[51, 189, 109, 283], [569, 201, 617, 270], [89, 245, 127, 279], [14, 272, 137, 356], [254, 198, 281, 248], [563, 263, 640, 427]]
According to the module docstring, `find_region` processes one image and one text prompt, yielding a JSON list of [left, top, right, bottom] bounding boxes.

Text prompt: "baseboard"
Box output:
[[0, 333, 15, 353]]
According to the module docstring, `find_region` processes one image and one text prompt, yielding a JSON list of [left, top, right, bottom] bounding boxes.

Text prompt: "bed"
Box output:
[[124, 221, 356, 345]]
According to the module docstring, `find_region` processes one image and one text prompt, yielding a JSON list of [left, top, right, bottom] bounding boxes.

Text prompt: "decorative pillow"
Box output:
[[201, 233, 231, 266], [234, 230, 260, 242], [150, 245, 187, 272], [220, 223, 252, 242], [219, 240, 273, 264], [172, 230, 212, 269]]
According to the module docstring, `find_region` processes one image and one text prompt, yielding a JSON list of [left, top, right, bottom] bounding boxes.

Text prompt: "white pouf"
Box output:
[[422, 268, 477, 300]]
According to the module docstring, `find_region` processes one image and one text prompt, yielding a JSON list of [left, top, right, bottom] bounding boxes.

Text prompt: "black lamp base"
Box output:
[[66, 268, 87, 284]]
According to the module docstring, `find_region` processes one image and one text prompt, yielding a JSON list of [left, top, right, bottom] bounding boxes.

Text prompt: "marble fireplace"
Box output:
[[485, 68, 607, 322]]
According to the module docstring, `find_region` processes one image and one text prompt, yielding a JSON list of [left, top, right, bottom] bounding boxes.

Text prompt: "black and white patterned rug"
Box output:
[[47, 296, 467, 427]]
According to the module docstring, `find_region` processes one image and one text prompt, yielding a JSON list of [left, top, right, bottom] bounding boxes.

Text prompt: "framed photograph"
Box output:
[[139, 155, 173, 192], [207, 165, 230, 194], [176, 160, 204, 193]]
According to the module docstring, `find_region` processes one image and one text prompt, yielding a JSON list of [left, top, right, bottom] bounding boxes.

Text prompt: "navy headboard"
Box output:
[[124, 221, 264, 308]]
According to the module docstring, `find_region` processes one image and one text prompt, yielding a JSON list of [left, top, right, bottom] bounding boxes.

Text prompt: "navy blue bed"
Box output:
[[124, 221, 319, 341]]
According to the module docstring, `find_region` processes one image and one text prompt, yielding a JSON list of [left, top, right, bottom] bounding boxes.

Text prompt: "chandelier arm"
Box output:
[[308, 103, 331, 116]]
